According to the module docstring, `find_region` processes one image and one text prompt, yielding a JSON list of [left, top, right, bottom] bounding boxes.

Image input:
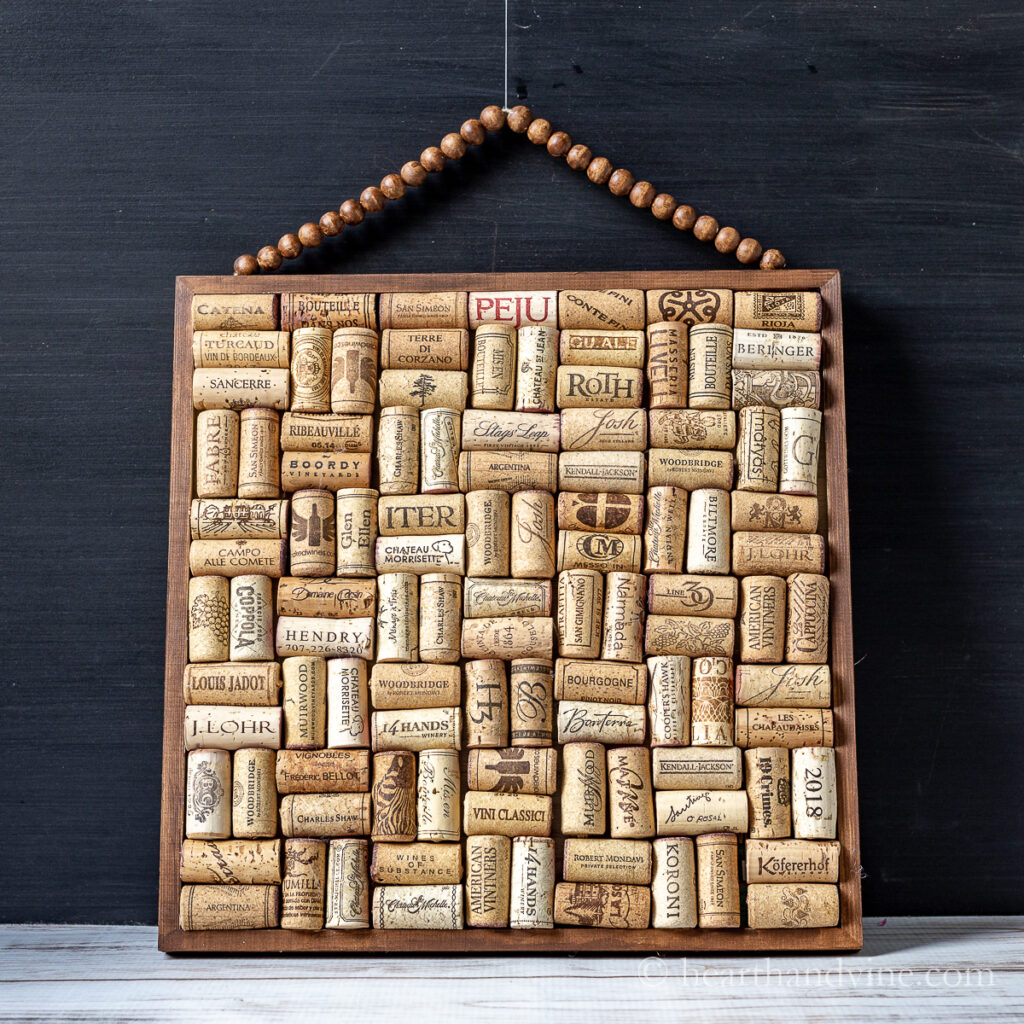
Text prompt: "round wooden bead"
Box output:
[[319, 211, 343, 236], [278, 234, 303, 259], [760, 248, 787, 270], [480, 105, 506, 131], [736, 237, 763, 264], [608, 169, 635, 196], [566, 144, 592, 170], [298, 222, 324, 248], [547, 131, 572, 157], [461, 119, 486, 146], [651, 193, 677, 220], [360, 186, 386, 213], [234, 253, 259, 276], [629, 181, 656, 208], [672, 205, 697, 231], [340, 199, 366, 225], [401, 160, 427, 187], [257, 245, 282, 271], [507, 106, 533, 133], [693, 215, 719, 242], [527, 119, 552, 145], [714, 226, 740, 253], [586, 156, 613, 184], [420, 147, 446, 173], [441, 132, 467, 159], [381, 174, 406, 200]]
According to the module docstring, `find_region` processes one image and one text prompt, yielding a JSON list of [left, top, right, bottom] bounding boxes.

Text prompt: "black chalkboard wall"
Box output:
[[1, 0, 1021, 924]]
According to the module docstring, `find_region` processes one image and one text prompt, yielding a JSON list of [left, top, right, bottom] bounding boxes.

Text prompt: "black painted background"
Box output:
[[1, 1, 1021, 923]]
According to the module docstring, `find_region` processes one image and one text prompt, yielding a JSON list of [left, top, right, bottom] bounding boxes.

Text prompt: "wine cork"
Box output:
[[557, 491, 644, 534], [185, 749, 231, 839], [282, 292, 376, 331], [279, 793, 372, 837], [190, 499, 287, 540], [732, 329, 822, 370], [377, 406, 420, 495], [511, 491, 556, 578], [646, 288, 733, 326], [326, 657, 370, 749], [232, 748, 277, 838], [467, 747, 559, 795], [739, 576, 787, 663], [732, 369, 821, 410], [376, 573, 419, 663], [191, 294, 279, 331], [276, 577, 376, 619], [560, 742, 606, 836], [556, 531, 643, 573], [780, 407, 823, 496], [184, 706, 281, 751], [560, 408, 646, 453], [195, 410, 239, 498], [371, 884, 464, 929], [193, 330, 290, 369], [378, 369, 468, 411], [734, 709, 835, 748], [470, 323, 516, 410], [275, 616, 374, 659], [420, 407, 461, 493], [647, 656, 691, 746], [558, 288, 645, 330], [369, 663, 461, 711], [601, 572, 646, 663], [289, 490, 335, 576], [462, 410, 560, 451], [179, 884, 278, 931], [747, 883, 840, 929], [652, 747, 743, 790], [646, 321, 687, 409], [192, 368, 289, 411], [734, 290, 822, 332], [745, 747, 792, 839], [289, 327, 333, 413], [554, 659, 647, 704], [463, 792, 553, 837], [648, 449, 733, 490], [282, 656, 326, 749], [735, 664, 832, 708], [465, 835, 511, 927], [562, 839, 651, 884], [687, 324, 732, 409], [745, 838, 841, 884], [510, 658, 555, 747], [647, 409, 736, 450], [558, 703, 646, 746], [732, 532, 827, 576], [237, 408, 280, 498], [509, 837, 555, 929], [608, 746, 655, 839], [371, 707, 462, 752], [188, 576, 230, 663], [457, 450, 558, 493], [280, 838, 327, 931], [690, 657, 735, 746], [183, 662, 281, 706], [645, 615, 735, 659], [556, 569, 603, 658], [419, 573, 462, 663], [330, 327, 377, 414], [280, 452, 372, 492], [465, 490, 510, 577], [731, 491, 819, 533], [514, 326, 559, 412], [378, 493, 465, 535], [381, 327, 470, 370], [647, 575, 739, 618], [651, 837, 697, 929], [275, 749, 370, 793], [685, 488, 731, 575], [558, 451, 646, 495], [325, 838, 370, 929], [375, 534, 466, 575], [370, 841, 462, 884], [696, 833, 740, 927], [792, 747, 837, 840], [464, 659, 509, 748], [461, 617, 554, 661], [464, 578, 552, 618], [379, 291, 468, 330], [470, 290, 557, 329], [736, 406, 781, 492], [371, 750, 417, 842], [644, 486, 687, 574], [416, 748, 460, 841], [559, 328, 645, 367], [280, 412, 373, 452], [180, 839, 282, 884], [555, 365, 643, 409], [554, 883, 651, 928]]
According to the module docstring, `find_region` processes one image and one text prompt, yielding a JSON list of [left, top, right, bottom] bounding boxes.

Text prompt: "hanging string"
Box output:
[[503, 0, 510, 112]]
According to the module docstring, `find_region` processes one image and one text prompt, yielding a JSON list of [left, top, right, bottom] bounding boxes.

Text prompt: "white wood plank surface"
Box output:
[[1, 919, 1020, 1022]]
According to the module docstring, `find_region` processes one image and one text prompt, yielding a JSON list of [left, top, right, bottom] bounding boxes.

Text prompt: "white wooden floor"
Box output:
[[0, 918, 1020, 1022]]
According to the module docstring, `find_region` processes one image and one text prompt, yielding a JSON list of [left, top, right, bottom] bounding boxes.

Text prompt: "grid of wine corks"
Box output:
[[181, 286, 840, 933]]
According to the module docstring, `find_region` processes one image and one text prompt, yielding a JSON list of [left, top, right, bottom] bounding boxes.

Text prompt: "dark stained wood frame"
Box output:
[[160, 270, 860, 954]]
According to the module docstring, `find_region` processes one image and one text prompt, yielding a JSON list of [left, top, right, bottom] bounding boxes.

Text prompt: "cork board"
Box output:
[[159, 269, 861, 953]]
